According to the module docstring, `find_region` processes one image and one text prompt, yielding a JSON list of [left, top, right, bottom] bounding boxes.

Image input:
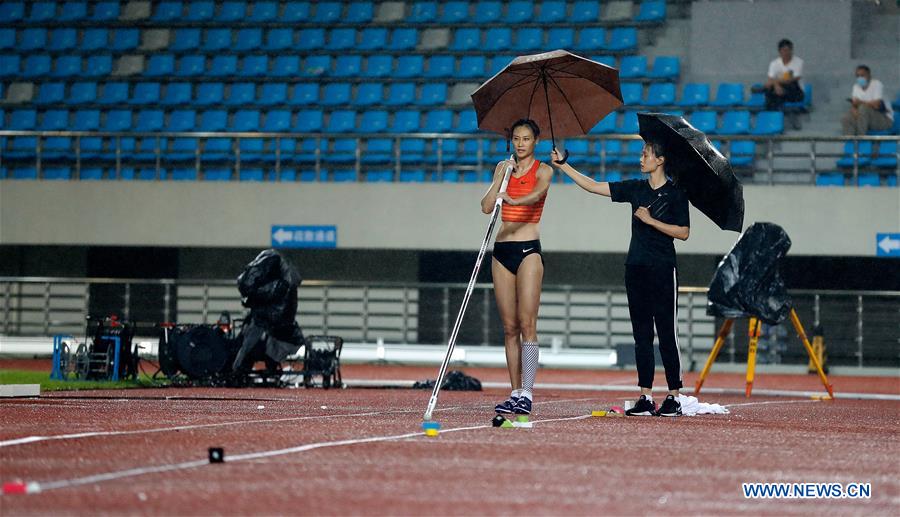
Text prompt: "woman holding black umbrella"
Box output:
[[481, 119, 553, 416], [551, 140, 690, 417]]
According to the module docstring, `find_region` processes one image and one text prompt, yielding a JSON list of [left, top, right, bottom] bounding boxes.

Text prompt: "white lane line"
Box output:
[[725, 399, 823, 408]]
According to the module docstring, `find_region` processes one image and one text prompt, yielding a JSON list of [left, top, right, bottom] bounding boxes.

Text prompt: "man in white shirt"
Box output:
[[762, 39, 805, 112], [841, 65, 894, 135]]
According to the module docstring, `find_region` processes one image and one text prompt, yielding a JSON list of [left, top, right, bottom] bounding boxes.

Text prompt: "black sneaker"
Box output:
[[657, 395, 682, 417], [625, 395, 657, 416], [494, 397, 518, 414], [513, 396, 532, 415]]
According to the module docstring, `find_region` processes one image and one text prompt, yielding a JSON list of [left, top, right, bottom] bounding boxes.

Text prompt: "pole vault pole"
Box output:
[[423, 157, 515, 422]]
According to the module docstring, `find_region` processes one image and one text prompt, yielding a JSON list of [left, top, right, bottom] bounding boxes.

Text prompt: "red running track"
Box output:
[[1, 363, 898, 515]]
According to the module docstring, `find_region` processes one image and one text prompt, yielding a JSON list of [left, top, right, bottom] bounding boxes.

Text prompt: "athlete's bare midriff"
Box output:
[[496, 220, 540, 242]]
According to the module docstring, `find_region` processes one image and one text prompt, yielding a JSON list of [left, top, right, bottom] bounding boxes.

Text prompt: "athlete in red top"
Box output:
[[480, 119, 552, 416]]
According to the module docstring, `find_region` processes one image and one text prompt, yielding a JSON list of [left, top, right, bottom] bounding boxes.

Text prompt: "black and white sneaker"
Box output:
[[625, 395, 657, 416], [494, 397, 518, 414], [513, 396, 532, 415], [657, 395, 682, 417]]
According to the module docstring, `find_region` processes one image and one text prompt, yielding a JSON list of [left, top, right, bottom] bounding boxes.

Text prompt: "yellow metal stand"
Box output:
[[695, 309, 834, 399]]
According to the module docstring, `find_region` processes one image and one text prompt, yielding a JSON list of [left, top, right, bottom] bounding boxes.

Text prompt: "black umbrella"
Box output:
[[637, 112, 744, 232]]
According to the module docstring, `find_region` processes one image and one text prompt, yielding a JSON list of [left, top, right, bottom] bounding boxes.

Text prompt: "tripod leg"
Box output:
[[746, 318, 761, 397], [695, 319, 733, 394], [790, 309, 834, 399]]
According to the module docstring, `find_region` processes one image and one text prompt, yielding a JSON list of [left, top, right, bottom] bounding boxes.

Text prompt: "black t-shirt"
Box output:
[[609, 179, 690, 267]]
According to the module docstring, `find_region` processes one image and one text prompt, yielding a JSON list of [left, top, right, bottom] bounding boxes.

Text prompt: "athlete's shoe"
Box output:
[[625, 395, 657, 416], [513, 396, 532, 415], [657, 394, 682, 417], [494, 397, 518, 414]]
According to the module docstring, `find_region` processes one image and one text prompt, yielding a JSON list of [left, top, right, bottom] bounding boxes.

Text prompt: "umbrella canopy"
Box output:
[[637, 112, 745, 232], [471, 50, 622, 148]]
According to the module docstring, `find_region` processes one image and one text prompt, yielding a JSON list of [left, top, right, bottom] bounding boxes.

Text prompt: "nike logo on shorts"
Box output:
[[523, 248, 534, 253]]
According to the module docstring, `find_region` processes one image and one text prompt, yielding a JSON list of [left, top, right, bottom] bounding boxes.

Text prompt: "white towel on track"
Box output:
[[676, 394, 730, 416]]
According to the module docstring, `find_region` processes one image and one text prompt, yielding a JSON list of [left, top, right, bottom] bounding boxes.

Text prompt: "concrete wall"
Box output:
[[2, 180, 897, 257]]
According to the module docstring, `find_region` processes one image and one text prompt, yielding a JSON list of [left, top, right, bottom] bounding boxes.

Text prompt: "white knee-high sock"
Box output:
[[521, 341, 539, 400]]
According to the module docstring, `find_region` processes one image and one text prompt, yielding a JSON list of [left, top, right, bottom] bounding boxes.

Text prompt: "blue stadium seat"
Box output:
[[426, 55, 455, 78], [856, 173, 882, 187], [619, 55, 648, 78], [418, 84, 447, 106], [23, 55, 52, 77], [620, 83, 643, 105], [395, 55, 424, 78], [363, 139, 393, 164], [201, 137, 233, 160], [728, 140, 756, 167], [53, 55, 82, 78], [425, 110, 453, 132], [196, 83, 224, 105], [784, 83, 813, 111], [204, 29, 232, 51], [216, 1, 246, 21], [283, 2, 312, 22], [475, 1, 503, 22], [263, 110, 292, 131], [79, 168, 105, 181], [873, 141, 898, 168], [355, 83, 383, 106], [314, 2, 342, 22], [451, 28, 480, 51], [514, 28, 543, 51], [456, 111, 478, 133], [620, 139, 644, 167], [720, 110, 751, 134], [136, 110, 164, 131], [484, 28, 512, 52], [815, 172, 845, 187], [264, 29, 294, 51], [646, 83, 675, 106], [0, 55, 20, 77], [607, 28, 637, 51], [48, 29, 77, 51], [365, 55, 393, 78], [162, 111, 194, 133], [547, 28, 575, 49], [199, 110, 228, 131], [489, 55, 515, 75], [321, 83, 351, 106], [29, 2, 56, 21], [750, 111, 784, 135], [391, 110, 420, 132], [576, 28, 606, 51], [226, 83, 256, 106], [327, 28, 356, 50], [678, 83, 710, 107], [208, 56, 238, 77], [301, 55, 331, 77], [0, 29, 13, 50], [153, 2, 182, 21], [539, 1, 566, 22], [399, 138, 426, 163], [186, 1, 214, 21], [400, 170, 427, 183], [440, 1, 469, 22], [72, 110, 100, 130], [130, 82, 160, 105], [506, 1, 533, 23], [97, 82, 128, 105], [385, 83, 415, 106], [590, 112, 617, 134], [837, 141, 872, 168], [40, 110, 69, 130], [67, 82, 97, 104], [249, 1, 278, 21], [240, 56, 269, 77], [360, 110, 389, 132], [331, 55, 362, 78], [258, 83, 287, 106], [712, 83, 744, 107], [358, 28, 388, 51], [80, 28, 108, 51], [635, 0, 667, 22], [650, 56, 680, 79], [43, 167, 73, 180], [103, 109, 132, 131], [602, 140, 622, 164], [328, 138, 357, 163], [408, 2, 437, 22], [572, 1, 600, 22], [0, 3, 24, 22], [364, 169, 393, 182], [234, 28, 263, 51], [233, 110, 260, 131], [689, 110, 717, 134], [290, 83, 319, 106], [458, 56, 486, 79], [111, 29, 139, 51], [170, 29, 200, 51], [36, 83, 66, 105], [91, 2, 120, 20], [346, 1, 374, 23], [268, 56, 301, 77], [326, 110, 356, 133], [146, 55, 175, 77], [745, 84, 766, 109], [21, 28, 47, 51]]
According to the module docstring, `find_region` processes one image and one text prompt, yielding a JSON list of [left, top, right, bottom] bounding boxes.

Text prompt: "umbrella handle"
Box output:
[[552, 148, 569, 165]]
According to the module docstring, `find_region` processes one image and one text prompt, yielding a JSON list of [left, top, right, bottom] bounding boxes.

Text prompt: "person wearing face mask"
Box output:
[[841, 65, 894, 135]]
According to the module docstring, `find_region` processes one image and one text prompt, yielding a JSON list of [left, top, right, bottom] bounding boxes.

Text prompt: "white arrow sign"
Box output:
[[272, 228, 293, 245], [878, 235, 900, 254]]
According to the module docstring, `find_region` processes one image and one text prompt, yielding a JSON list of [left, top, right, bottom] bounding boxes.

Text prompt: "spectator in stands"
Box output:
[[758, 39, 805, 128], [841, 65, 894, 135], [481, 119, 552, 418]]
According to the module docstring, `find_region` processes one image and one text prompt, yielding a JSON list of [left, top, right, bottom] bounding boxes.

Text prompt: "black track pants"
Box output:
[[625, 264, 683, 391]]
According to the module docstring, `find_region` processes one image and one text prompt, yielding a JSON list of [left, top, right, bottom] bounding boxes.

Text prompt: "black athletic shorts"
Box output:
[[492, 240, 543, 274]]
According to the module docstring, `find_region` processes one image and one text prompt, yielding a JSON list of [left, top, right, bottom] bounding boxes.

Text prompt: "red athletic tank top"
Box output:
[[501, 160, 546, 224]]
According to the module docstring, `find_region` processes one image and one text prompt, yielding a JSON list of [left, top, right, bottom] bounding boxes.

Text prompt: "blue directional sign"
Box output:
[[271, 225, 337, 249], [876, 233, 900, 257]]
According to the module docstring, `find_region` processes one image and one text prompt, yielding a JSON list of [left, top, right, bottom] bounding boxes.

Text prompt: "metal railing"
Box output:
[[1, 276, 897, 368], [1, 131, 897, 185]]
